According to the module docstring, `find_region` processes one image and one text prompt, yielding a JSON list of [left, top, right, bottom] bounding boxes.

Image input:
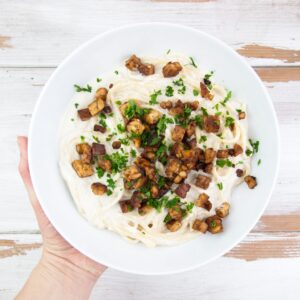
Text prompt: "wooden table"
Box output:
[[1, 1, 299, 298]]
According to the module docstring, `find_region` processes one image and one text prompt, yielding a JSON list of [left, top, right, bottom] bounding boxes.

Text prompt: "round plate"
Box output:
[[29, 23, 280, 275]]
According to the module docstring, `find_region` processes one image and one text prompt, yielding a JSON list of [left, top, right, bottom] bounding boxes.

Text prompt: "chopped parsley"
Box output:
[[199, 135, 207, 143], [117, 123, 126, 133], [220, 91, 232, 106], [257, 159, 262, 166], [149, 90, 162, 105], [130, 149, 136, 158], [104, 152, 128, 173], [204, 71, 214, 89], [225, 116, 235, 128], [158, 176, 166, 188], [201, 107, 208, 116], [194, 115, 204, 128], [165, 196, 180, 208], [165, 86, 174, 97], [74, 84, 92, 93], [156, 115, 174, 135], [124, 100, 150, 120], [96, 78, 102, 83], [119, 138, 130, 146], [107, 175, 116, 190], [92, 135, 100, 143], [249, 139, 260, 154], [166, 49, 171, 54], [163, 214, 172, 223], [217, 182, 223, 190], [173, 78, 186, 95], [98, 112, 107, 128], [74, 103, 79, 109], [216, 159, 234, 168], [147, 196, 168, 213], [114, 70, 119, 75], [70, 118, 74, 122], [189, 56, 197, 68], [96, 167, 104, 178], [246, 149, 253, 156], [186, 202, 194, 213], [193, 88, 199, 96], [80, 135, 85, 143], [115, 100, 122, 106], [106, 132, 117, 141]]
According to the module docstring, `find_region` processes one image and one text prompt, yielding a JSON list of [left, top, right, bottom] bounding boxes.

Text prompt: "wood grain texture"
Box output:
[[0, 0, 299, 297], [255, 67, 300, 82], [0, 0, 299, 67], [1, 234, 300, 299], [238, 44, 300, 64]]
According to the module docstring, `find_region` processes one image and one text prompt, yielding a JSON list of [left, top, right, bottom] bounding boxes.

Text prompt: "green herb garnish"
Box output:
[[199, 135, 207, 143], [149, 90, 162, 105], [217, 182, 223, 190], [165, 86, 174, 97], [225, 116, 235, 128], [96, 167, 104, 178], [193, 89, 199, 96], [189, 56, 197, 68], [216, 159, 234, 168], [156, 115, 174, 135], [74, 84, 92, 93], [117, 123, 126, 133]]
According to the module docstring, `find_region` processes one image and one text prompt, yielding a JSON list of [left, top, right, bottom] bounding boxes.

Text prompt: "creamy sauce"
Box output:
[[59, 53, 251, 247]]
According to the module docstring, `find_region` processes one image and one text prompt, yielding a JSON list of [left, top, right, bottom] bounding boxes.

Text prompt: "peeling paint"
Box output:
[[255, 67, 300, 82], [0, 36, 12, 48], [237, 44, 300, 63], [0, 240, 42, 259], [225, 235, 300, 261]]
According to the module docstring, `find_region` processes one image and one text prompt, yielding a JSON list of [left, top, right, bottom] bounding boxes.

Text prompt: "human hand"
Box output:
[[16, 136, 106, 299]]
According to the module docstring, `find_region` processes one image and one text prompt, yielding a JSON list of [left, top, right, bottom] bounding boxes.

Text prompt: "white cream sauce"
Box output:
[[59, 52, 251, 247]]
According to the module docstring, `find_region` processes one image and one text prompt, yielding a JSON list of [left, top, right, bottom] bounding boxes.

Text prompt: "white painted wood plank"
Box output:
[[0, 233, 300, 299], [0, 67, 299, 231], [0, 0, 299, 67]]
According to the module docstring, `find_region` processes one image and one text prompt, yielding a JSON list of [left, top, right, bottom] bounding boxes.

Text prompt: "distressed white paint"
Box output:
[[1, 0, 300, 298], [0, 234, 300, 299], [0, 0, 299, 67]]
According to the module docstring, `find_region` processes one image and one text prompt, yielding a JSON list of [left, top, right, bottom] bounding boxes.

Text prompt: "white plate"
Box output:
[[29, 23, 280, 275]]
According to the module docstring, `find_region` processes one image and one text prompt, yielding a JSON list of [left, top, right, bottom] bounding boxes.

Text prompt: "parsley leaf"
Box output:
[[199, 135, 207, 143], [117, 123, 125, 133], [249, 139, 260, 154], [149, 90, 162, 105], [74, 84, 92, 93], [225, 116, 235, 128], [165, 86, 174, 97], [156, 115, 174, 135], [193, 89, 199, 96], [104, 152, 128, 173], [96, 167, 104, 178], [217, 182, 223, 190], [203, 71, 214, 89], [189, 56, 197, 68], [130, 149, 136, 158], [216, 159, 234, 168]]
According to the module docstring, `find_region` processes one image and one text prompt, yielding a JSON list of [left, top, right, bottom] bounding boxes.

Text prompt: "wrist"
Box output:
[[34, 252, 102, 299]]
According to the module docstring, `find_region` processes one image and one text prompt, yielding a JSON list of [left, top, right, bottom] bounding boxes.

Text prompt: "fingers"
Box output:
[[17, 136, 40, 209], [17, 136, 48, 226]]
